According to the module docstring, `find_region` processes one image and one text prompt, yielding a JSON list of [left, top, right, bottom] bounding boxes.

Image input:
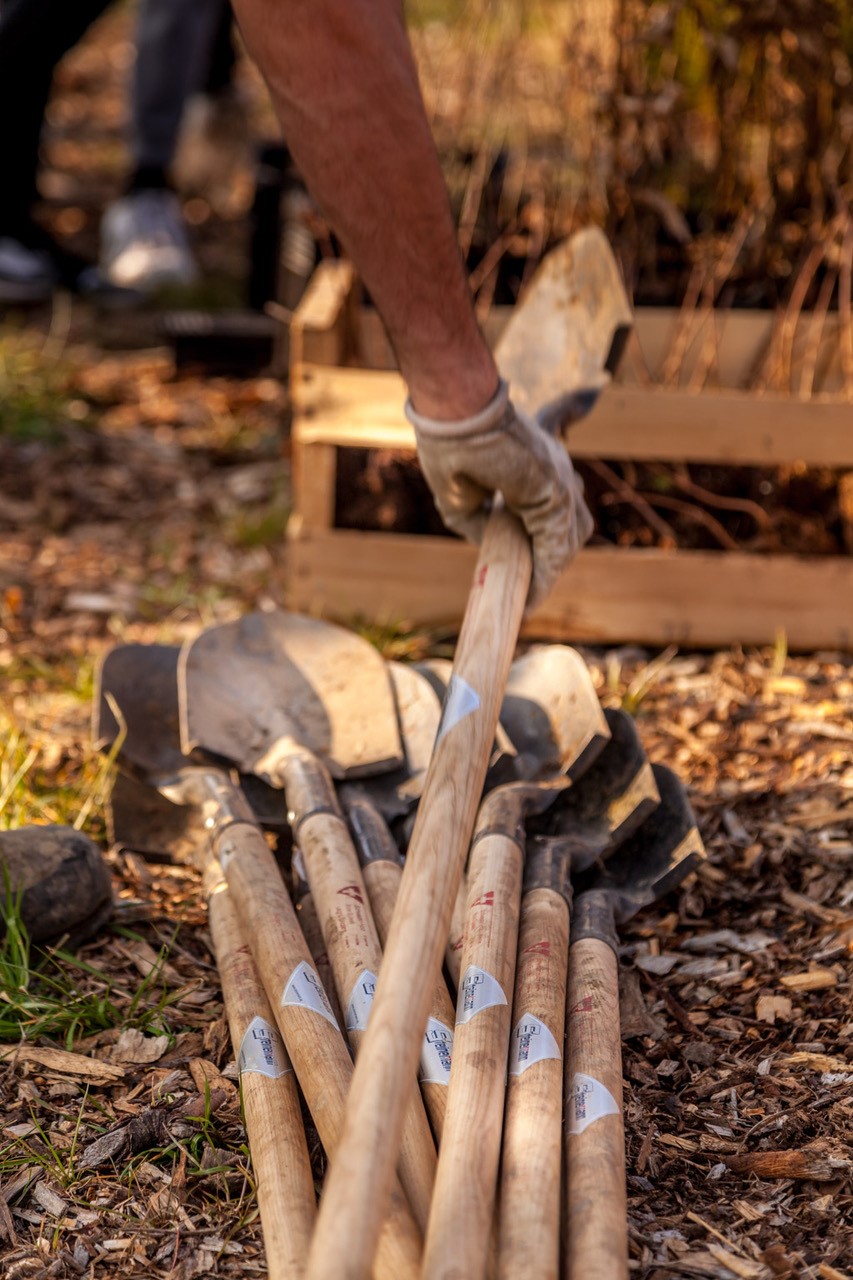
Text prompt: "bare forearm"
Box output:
[[231, 0, 498, 417]]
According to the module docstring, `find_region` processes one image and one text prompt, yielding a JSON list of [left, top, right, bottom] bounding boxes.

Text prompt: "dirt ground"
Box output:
[[2, 7, 853, 1280]]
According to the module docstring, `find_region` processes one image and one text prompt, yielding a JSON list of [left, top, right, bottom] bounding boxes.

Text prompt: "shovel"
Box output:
[[495, 709, 659, 1280], [564, 765, 705, 1280], [95, 645, 317, 1280], [179, 614, 437, 1230], [96, 642, 424, 1280]]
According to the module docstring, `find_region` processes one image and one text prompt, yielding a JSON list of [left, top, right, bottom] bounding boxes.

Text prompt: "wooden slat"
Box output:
[[348, 306, 849, 392], [290, 260, 357, 370], [285, 529, 853, 651], [292, 440, 337, 531], [294, 365, 853, 467]]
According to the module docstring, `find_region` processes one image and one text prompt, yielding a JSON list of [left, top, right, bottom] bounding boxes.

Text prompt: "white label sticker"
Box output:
[[568, 1072, 620, 1135], [435, 675, 480, 746], [457, 965, 507, 1025], [218, 831, 240, 870], [281, 960, 339, 1028], [238, 1016, 290, 1079], [419, 1017, 454, 1084], [345, 969, 378, 1031], [508, 1014, 562, 1076], [292, 846, 307, 883]]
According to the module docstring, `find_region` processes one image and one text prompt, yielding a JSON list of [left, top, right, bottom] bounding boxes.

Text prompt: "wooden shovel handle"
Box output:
[[423, 826, 524, 1280], [293, 884, 344, 1028], [207, 875, 316, 1280], [564, 932, 627, 1280], [307, 507, 531, 1280], [497, 886, 569, 1280], [215, 819, 422, 1279], [297, 807, 437, 1234], [361, 856, 457, 1142], [445, 870, 468, 992]]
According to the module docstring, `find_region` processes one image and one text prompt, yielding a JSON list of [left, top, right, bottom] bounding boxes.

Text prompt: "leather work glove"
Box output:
[[406, 379, 593, 609]]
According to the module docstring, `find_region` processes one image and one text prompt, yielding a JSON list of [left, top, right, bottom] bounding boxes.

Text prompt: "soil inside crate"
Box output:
[[335, 449, 851, 556]]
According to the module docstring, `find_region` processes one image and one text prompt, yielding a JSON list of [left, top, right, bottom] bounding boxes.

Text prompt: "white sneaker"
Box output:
[[100, 190, 199, 292], [0, 237, 57, 303]]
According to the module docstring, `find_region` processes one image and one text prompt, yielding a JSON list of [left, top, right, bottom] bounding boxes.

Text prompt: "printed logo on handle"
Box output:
[[508, 1013, 561, 1076], [456, 965, 507, 1025], [281, 960, 339, 1028], [338, 884, 364, 903], [345, 969, 378, 1031], [419, 1017, 454, 1084], [568, 1072, 620, 1135], [435, 675, 481, 747], [238, 1016, 290, 1079]]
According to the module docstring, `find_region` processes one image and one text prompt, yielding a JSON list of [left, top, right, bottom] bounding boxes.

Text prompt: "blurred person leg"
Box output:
[[172, 0, 255, 214], [0, 0, 110, 302], [100, 0, 225, 291]]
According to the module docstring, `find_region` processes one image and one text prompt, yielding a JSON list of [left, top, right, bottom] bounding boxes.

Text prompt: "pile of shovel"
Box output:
[[95, 609, 705, 1280]]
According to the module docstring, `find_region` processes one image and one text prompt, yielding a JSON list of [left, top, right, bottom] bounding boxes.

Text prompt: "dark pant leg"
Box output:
[[0, 0, 111, 233]]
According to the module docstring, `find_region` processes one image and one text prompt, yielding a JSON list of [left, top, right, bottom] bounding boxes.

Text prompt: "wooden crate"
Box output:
[[285, 262, 853, 651]]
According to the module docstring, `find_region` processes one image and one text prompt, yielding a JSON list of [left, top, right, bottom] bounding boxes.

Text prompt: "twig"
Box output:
[[687, 208, 757, 392], [588, 459, 678, 546], [661, 258, 710, 387], [638, 492, 741, 550], [672, 466, 772, 530], [839, 214, 853, 399], [468, 224, 517, 295], [798, 260, 838, 400]]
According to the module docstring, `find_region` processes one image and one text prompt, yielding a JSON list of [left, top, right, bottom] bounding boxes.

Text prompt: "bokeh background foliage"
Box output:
[[409, 0, 853, 309]]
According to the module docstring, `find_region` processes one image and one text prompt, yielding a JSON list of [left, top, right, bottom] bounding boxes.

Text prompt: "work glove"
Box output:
[[406, 379, 593, 609]]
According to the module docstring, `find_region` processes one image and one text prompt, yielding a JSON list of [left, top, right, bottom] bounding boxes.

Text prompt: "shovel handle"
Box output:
[[564, 927, 627, 1280], [497, 885, 569, 1280], [361, 856, 457, 1142], [307, 507, 531, 1280], [291, 773, 438, 1235], [293, 885, 344, 1028], [423, 826, 524, 1280], [207, 875, 317, 1280], [215, 819, 423, 1280], [445, 869, 468, 991]]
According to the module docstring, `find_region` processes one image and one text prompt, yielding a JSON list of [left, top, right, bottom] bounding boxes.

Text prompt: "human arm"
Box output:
[[230, 0, 591, 598]]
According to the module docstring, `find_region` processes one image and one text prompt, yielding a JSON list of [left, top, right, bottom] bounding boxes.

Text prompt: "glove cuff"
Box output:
[[405, 378, 510, 440]]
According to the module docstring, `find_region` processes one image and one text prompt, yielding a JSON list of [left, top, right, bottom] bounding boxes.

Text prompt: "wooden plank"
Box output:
[[291, 441, 337, 531], [290, 260, 357, 370], [350, 306, 849, 392], [294, 366, 853, 467], [285, 529, 853, 651]]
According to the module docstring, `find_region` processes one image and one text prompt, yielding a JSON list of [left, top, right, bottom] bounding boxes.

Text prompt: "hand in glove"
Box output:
[[406, 380, 593, 608]]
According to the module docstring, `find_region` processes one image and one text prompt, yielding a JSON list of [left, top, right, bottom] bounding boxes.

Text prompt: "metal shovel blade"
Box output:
[[346, 662, 443, 821], [495, 226, 633, 430], [531, 708, 660, 874], [179, 609, 404, 779], [579, 763, 706, 922], [94, 642, 287, 859], [500, 645, 610, 782]]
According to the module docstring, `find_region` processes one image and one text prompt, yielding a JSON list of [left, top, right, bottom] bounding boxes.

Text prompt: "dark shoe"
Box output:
[[0, 826, 113, 946]]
